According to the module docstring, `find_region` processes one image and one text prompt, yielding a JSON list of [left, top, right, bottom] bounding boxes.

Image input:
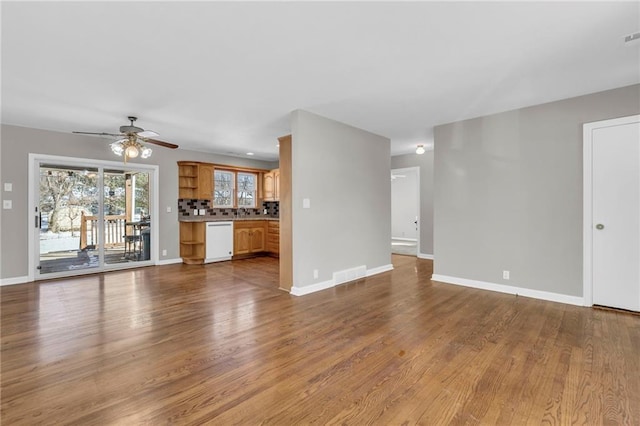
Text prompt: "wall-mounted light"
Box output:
[[416, 144, 426, 155]]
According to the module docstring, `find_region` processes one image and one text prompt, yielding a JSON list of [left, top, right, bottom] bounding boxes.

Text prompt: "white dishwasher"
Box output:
[[205, 221, 234, 263]]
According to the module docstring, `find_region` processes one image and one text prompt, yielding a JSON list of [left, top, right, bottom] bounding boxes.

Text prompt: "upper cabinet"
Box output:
[[263, 168, 280, 201], [198, 164, 214, 200], [178, 161, 214, 200]]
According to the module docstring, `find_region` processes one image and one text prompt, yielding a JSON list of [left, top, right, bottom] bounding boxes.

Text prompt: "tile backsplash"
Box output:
[[178, 199, 279, 219]]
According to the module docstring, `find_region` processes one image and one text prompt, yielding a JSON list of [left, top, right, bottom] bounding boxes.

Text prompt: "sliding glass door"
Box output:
[[34, 157, 155, 279], [38, 164, 100, 274], [103, 169, 151, 265]]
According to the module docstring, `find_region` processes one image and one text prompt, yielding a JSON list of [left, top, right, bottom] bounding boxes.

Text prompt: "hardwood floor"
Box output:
[[2, 255, 639, 424]]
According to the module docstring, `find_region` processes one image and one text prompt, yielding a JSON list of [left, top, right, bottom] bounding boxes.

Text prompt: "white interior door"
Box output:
[[589, 118, 640, 311], [391, 167, 420, 256]]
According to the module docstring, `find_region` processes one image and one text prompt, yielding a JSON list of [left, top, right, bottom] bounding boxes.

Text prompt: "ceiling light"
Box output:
[[125, 145, 139, 159], [110, 136, 152, 163], [246, 152, 254, 156], [140, 146, 153, 159], [416, 145, 426, 155]]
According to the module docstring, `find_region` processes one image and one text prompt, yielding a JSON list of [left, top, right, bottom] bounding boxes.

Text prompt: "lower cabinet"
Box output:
[[180, 220, 278, 261], [233, 221, 266, 255], [179, 221, 205, 264], [266, 221, 279, 256]]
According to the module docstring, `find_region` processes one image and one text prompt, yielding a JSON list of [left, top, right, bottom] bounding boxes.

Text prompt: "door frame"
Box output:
[[391, 166, 420, 256], [582, 114, 640, 307], [28, 153, 160, 282]]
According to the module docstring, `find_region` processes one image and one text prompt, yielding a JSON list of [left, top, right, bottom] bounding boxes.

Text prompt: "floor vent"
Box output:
[[333, 265, 367, 285]]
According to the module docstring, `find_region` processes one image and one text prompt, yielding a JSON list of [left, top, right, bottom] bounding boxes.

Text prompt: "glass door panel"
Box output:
[[38, 164, 100, 275], [104, 169, 151, 265]]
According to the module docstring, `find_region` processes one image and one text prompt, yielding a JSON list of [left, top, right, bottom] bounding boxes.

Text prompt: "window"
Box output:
[[214, 170, 234, 207], [237, 172, 256, 208], [214, 170, 257, 208]]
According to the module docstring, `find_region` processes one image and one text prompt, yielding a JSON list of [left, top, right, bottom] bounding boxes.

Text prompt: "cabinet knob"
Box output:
[[595, 224, 604, 230]]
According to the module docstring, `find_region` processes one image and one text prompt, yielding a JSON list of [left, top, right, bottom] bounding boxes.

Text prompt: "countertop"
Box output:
[[179, 217, 279, 222]]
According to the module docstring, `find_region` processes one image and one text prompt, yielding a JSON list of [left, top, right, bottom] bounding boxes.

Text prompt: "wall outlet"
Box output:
[[162, 249, 167, 256], [199, 208, 206, 216], [3, 200, 12, 209], [193, 209, 199, 216], [4, 183, 12, 192], [166, 206, 172, 213], [503, 270, 510, 280], [313, 269, 319, 279]]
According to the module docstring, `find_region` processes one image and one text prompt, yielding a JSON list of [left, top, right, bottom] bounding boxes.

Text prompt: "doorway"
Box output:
[[391, 167, 420, 256], [31, 154, 158, 280], [583, 115, 640, 312]]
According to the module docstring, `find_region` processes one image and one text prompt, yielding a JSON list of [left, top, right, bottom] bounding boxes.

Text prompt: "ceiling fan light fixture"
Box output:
[[416, 144, 426, 155], [75, 116, 177, 162], [140, 146, 153, 159], [125, 144, 140, 159], [110, 141, 124, 156]]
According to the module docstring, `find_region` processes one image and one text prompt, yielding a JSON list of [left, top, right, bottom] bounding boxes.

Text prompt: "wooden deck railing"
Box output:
[[79, 212, 127, 250]]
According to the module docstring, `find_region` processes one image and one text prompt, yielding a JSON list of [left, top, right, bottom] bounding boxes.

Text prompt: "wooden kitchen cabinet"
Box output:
[[178, 161, 214, 200], [179, 221, 205, 264], [266, 220, 279, 256], [263, 171, 275, 200], [197, 164, 214, 199], [273, 169, 280, 200], [263, 169, 280, 201], [233, 221, 266, 256]]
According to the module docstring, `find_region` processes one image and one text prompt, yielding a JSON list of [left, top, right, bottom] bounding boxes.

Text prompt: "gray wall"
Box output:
[[391, 151, 434, 255], [0, 124, 274, 280], [434, 84, 640, 297], [291, 110, 391, 287]]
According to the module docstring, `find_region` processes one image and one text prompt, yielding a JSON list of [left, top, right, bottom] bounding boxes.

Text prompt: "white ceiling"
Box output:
[[2, 1, 639, 161]]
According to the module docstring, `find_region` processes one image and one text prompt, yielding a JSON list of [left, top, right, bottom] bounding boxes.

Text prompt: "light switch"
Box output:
[[166, 206, 172, 213], [303, 198, 311, 209], [193, 209, 199, 216], [4, 183, 12, 192], [3, 200, 12, 209]]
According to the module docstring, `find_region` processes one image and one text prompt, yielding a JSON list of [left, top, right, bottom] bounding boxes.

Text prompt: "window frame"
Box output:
[[213, 169, 235, 208], [213, 167, 260, 209]]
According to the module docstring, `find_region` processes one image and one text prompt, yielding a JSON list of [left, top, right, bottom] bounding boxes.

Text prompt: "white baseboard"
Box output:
[[156, 258, 183, 266], [0, 276, 31, 286], [431, 274, 584, 306], [291, 263, 394, 297], [366, 263, 394, 276], [418, 253, 433, 260], [290, 279, 335, 296]]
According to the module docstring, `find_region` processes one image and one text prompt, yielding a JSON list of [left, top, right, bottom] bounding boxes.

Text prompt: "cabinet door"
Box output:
[[198, 164, 214, 200], [273, 169, 280, 200], [234, 228, 251, 255], [263, 172, 274, 201], [250, 226, 266, 252]]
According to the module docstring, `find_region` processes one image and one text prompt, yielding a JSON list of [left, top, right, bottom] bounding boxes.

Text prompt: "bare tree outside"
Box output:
[[40, 168, 96, 233]]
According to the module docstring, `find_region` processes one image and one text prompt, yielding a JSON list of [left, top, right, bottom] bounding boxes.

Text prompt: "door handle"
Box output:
[[596, 224, 604, 230]]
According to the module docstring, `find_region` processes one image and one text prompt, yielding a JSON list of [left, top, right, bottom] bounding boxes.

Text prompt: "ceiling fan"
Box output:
[[73, 116, 178, 162]]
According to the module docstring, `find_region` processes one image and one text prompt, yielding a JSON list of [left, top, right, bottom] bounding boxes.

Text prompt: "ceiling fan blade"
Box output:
[[137, 130, 159, 138], [144, 138, 179, 149], [73, 131, 123, 137]]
